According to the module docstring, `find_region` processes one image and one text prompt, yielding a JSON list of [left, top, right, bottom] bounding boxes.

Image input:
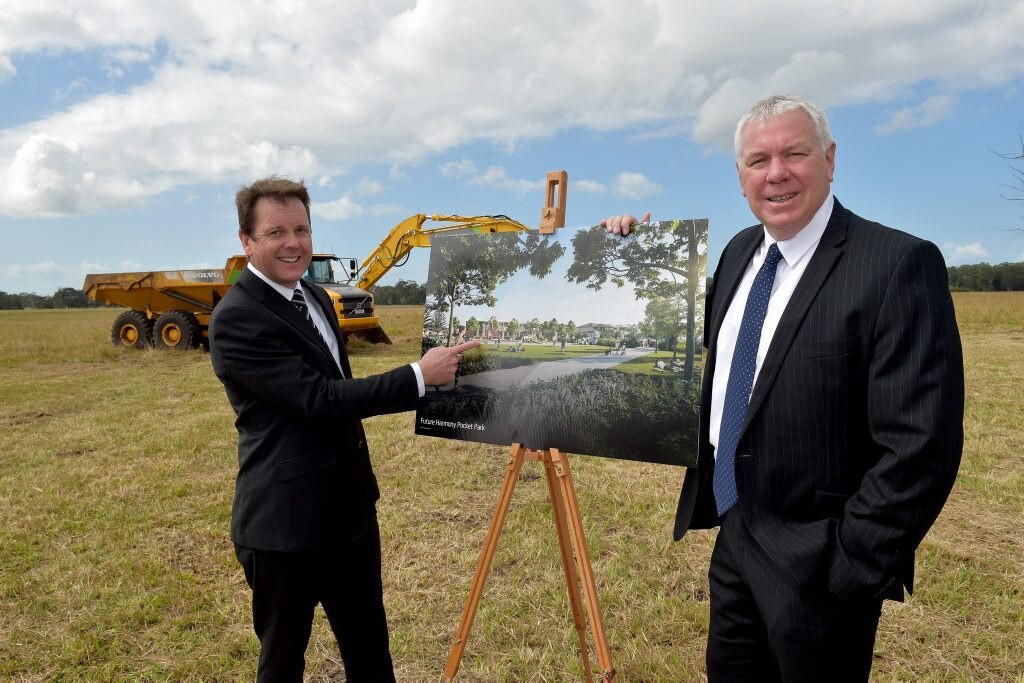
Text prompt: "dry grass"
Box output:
[[0, 295, 1021, 681]]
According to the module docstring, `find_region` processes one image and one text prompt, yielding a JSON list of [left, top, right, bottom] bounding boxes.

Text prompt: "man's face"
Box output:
[[737, 109, 836, 241], [239, 196, 312, 287]]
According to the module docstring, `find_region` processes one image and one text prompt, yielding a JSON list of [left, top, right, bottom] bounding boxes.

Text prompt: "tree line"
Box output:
[[0, 288, 100, 310], [946, 262, 1024, 291], [370, 279, 426, 305]]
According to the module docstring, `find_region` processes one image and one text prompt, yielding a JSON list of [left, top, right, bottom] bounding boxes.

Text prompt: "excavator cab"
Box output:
[[305, 255, 358, 285]]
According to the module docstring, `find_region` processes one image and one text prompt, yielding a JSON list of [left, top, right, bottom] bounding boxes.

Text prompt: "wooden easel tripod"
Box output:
[[444, 444, 615, 681]]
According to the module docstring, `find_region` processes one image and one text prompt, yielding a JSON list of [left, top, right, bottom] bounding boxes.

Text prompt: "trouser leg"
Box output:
[[235, 545, 316, 683], [320, 513, 395, 683]]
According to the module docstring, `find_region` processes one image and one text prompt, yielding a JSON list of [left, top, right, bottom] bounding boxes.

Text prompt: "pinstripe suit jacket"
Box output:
[[674, 199, 964, 601]]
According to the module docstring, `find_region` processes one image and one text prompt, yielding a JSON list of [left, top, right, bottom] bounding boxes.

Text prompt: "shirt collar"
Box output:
[[763, 192, 833, 267], [247, 261, 301, 300]]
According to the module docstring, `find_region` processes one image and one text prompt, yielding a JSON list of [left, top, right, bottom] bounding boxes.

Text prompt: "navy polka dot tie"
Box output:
[[713, 243, 783, 517]]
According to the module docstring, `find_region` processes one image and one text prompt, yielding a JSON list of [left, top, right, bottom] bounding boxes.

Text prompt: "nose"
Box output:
[[765, 156, 789, 183]]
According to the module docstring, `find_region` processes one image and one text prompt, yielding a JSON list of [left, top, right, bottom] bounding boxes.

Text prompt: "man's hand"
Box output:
[[601, 211, 651, 237], [419, 341, 481, 385]]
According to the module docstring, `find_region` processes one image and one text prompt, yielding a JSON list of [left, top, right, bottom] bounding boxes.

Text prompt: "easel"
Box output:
[[445, 171, 612, 680], [443, 444, 615, 682]]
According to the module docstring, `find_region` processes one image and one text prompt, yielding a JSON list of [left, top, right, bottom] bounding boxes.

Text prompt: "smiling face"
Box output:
[[737, 109, 836, 241], [239, 196, 313, 287]]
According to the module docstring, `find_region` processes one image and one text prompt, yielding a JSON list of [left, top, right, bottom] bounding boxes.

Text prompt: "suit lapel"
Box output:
[[237, 270, 343, 375], [305, 281, 354, 378], [743, 200, 850, 430], [708, 227, 763, 351]]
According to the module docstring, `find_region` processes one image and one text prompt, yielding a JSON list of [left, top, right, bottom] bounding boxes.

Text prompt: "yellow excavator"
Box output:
[[84, 171, 567, 349]]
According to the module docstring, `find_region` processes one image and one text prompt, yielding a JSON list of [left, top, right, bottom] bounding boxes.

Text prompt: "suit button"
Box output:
[[358, 440, 365, 449]]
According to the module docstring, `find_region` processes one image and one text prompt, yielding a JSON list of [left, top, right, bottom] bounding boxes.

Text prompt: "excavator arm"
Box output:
[[354, 213, 533, 291], [353, 169, 567, 291]]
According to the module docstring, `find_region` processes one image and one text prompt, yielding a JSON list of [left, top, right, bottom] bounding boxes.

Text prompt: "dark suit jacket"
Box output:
[[210, 268, 419, 552], [674, 198, 964, 601]]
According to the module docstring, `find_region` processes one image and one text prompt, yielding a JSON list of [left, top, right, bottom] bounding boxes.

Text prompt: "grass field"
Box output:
[[1, 295, 1022, 681]]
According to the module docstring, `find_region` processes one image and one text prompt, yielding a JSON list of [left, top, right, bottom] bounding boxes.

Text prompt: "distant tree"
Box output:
[[0, 291, 23, 310], [507, 318, 521, 340], [423, 296, 449, 341], [466, 316, 480, 338], [644, 294, 687, 359], [373, 279, 426, 305], [51, 287, 93, 308], [541, 318, 559, 342], [18, 292, 51, 309], [947, 262, 1024, 291]]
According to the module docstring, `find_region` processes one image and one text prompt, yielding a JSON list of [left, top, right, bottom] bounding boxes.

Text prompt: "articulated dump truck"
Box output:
[[83, 254, 390, 350]]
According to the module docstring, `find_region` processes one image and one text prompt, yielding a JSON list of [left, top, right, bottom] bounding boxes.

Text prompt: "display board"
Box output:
[[415, 220, 708, 466]]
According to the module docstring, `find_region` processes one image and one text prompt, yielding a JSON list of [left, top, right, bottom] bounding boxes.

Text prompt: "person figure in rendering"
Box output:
[[209, 177, 477, 682], [604, 95, 964, 681]]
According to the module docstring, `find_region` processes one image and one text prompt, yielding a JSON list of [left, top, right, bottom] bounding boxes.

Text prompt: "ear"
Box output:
[[736, 161, 747, 197], [239, 229, 254, 257], [825, 142, 836, 182]]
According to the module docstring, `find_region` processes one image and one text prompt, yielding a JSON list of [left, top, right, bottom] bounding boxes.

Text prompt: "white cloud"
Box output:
[[311, 176, 400, 221], [0, 134, 157, 217], [1, 1, 1023, 216], [573, 179, 607, 194], [943, 241, 989, 263], [875, 95, 956, 135], [439, 159, 478, 178], [469, 166, 544, 195], [353, 177, 384, 196], [4, 261, 63, 278], [312, 196, 363, 221], [0, 54, 15, 82], [610, 172, 663, 200]]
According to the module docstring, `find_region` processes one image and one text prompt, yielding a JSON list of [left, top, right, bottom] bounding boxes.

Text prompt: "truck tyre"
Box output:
[[154, 310, 201, 350], [111, 310, 154, 349]]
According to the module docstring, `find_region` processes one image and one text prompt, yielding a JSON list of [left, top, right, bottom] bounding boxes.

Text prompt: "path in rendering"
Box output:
[[457, 346, 656, 391]]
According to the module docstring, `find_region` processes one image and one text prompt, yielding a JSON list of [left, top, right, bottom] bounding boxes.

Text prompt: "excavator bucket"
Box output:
[[347, 325, 393, 345]]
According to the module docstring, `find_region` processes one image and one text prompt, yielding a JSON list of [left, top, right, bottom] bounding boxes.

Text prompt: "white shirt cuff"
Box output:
[[410, 362, 425, 397]]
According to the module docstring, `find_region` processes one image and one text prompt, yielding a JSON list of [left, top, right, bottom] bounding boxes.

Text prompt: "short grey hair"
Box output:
[[734, 95, 834, 161]]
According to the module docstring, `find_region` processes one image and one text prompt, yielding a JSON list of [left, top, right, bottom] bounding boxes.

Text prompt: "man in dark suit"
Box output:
[[210, 177, 477, 682], [604, 95, 964, 681]]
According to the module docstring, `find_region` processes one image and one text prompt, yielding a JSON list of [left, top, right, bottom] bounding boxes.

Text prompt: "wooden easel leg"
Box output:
[[542, 451, 594, 682], [444, 443, 526, 682], [550, 449, 616, 681]]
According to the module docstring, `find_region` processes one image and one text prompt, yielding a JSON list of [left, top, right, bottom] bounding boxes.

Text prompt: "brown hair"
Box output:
[[235, 177, 311, 236]]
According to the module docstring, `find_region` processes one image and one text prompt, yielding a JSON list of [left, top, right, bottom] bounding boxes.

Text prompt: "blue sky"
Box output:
[[2, 1, 1023, 296]]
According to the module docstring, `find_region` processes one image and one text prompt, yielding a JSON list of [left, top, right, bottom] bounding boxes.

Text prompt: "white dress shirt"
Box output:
[[709, 194, 833, 455]]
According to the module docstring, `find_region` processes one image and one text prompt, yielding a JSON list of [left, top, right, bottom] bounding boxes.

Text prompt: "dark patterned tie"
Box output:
[[713, 243, 784, 516], [291, 287, 327, 345]]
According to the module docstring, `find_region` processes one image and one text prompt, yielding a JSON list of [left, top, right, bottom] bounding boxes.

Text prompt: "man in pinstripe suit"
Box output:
[[605, 95, 964, 681]]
